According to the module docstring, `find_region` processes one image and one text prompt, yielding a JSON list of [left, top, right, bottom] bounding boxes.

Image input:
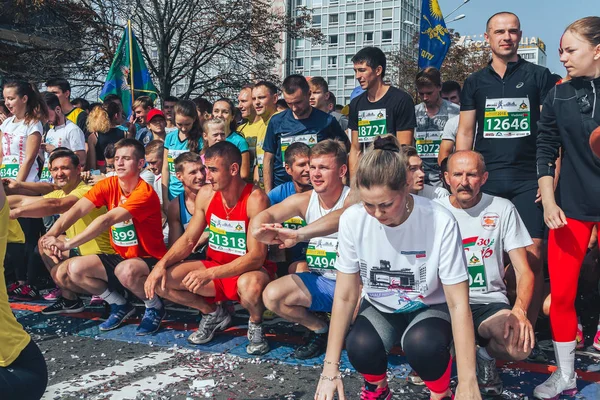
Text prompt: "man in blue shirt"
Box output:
[[262, 75, 348, 192]]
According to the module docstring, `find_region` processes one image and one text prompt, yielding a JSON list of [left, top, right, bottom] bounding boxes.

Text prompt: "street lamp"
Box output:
[[446, 14, 466, 24], [403, 20, 417, 27], [444, 0, 470, 20]]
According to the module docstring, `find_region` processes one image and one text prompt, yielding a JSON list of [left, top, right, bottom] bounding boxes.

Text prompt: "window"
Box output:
[[329, 35, 338, 46], [328, 56, 338, 67], [345, 75, 355, 87], [382, 31, 393, 43], [295, 38, 305, 48], [364, 32, 374, 43], [313, 15, 321, 25], [329, 77, 337, 87], [329, 14, 338, 25], [346, 12, 356, 23], [311, 57, 320, 68], [345, 54, 354, 64], [295, 58, 304, 69], [295, 0, 303, 5], [151, 49, 158, 59], [346, 33, 356, 44], [382, 8, 393, 20], [364, 10, 374, 21]]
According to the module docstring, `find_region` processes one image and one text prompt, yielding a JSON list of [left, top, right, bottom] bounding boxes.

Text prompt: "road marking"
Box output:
[[93, 366, 203, 399], [42, 350, 192, 399]]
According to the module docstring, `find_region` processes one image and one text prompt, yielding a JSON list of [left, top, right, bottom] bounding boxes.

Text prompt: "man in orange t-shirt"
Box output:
[[41, 139, 167, 335]]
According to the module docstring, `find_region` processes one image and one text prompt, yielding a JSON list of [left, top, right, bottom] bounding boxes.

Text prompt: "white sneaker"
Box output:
[[533, 370, 577, 399]]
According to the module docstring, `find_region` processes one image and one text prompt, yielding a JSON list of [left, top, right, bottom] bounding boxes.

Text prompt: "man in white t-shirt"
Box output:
[[436, 150, 534, 397], [402, 146, 449, 200], [253, 140, 351, 360], [42, 93, 86, 171]]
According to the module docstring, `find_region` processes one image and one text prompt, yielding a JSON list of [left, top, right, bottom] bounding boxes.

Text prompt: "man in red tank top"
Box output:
[[145, 141, 274, 355]]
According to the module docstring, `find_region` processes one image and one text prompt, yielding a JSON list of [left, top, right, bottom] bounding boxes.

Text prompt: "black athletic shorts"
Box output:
[[470, 302, 511, 347], [482, 179, 545, 239], [97, 254, 159, 292]]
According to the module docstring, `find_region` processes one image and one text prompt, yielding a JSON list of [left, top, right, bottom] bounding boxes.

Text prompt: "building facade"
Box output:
[[289, 0, 420, 105]]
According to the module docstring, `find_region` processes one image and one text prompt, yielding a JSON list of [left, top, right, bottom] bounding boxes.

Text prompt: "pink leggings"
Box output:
[[548, 218, 599, 342]]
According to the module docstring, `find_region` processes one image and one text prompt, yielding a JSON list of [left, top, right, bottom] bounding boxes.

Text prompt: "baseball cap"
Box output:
[[147, 108, 165, 123]]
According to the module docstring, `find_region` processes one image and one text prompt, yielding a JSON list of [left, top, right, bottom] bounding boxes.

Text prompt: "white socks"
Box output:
[[553, 340, 576, 380], [477, 346, 495, 361], [99, 289, 126, 305], [144, 295, 162, 310]]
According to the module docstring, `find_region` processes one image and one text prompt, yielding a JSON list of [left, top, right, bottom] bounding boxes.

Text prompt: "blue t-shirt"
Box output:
[[267, 181, 307, 263], [164, 130, 202, 200], [199, 131, 249, 153], [263, 108, 348, 187]]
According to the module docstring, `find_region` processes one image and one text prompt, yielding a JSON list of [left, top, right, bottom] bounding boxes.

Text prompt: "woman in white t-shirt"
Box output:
[[0, 81, 47, 183], [315, 135, 480, 400]]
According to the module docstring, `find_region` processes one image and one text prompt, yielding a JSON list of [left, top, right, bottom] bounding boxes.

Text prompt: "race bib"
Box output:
[[483, 97, 531, 138], [40, 159, 51, 182], [208, 215, 247, 256], [466, 252, 488, 292], [306, 237, 338, 272], [358, 109, 387, 143], [0, 155, 19, 179], [282, 216, 306, 230], [111, 220, 139, 247], [168, 149, 187, 178], [415, 138, 441, 158], [257, 153, 264, 186], [280, 134, 317, 163]]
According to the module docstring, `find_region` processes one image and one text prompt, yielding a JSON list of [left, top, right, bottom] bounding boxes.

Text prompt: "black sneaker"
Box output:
[[293, 330, 327, 360], [12, 284, 40, 301], [41, 297, 85, 315]]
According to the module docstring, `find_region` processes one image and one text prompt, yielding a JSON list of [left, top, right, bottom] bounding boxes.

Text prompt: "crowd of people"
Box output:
[[1, 11, 599, 400]]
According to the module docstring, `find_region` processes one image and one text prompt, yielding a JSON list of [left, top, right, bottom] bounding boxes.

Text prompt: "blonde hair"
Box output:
[[86, 106, 111, 134], [565, 17, 600, 47], [356, 134, 407, 191]]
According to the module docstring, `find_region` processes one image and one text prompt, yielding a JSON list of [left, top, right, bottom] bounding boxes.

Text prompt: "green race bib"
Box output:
[[467, 253, 488, 292], [358, 109, 387, 143], [282, 216, 306, 230], [483, 97, 531, 138], [111, 220, 139, 247], [168, 150, 187, 178], [306, 237, 338, 272], [0, 155, 19, 179], [415, 139, 441, 158], [208, 215, 247, 256], [280, 134, 317, 163]]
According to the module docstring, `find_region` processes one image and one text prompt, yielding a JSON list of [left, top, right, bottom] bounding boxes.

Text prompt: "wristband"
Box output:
[[323, 360, 340, 366], [320, 373, 342, 381]]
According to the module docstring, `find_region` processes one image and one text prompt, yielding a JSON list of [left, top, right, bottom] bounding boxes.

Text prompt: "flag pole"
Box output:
[[127, 19, 135, 112]]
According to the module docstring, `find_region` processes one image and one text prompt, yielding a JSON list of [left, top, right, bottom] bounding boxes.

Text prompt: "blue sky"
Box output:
[[440, 0, 597, 74]]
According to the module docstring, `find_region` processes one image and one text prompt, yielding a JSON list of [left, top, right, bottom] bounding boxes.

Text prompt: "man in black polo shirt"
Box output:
[[348, 46, 416, 177], [455, 11, 554, 365], [262, 75, 348, 192]]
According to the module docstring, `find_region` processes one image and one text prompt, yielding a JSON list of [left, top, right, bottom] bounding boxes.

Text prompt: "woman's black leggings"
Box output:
[[0, 339, 48, 400], [346, 303, 453, 381]]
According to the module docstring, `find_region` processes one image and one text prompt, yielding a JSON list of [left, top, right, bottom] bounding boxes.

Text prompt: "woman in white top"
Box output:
[[0, 81, 47, 183], [315, 135, 480, 400]]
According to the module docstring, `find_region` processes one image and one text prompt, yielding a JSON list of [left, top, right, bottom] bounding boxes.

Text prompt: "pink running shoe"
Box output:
[[89, 295, 104, 306], [593, 329, 600, 352], [43, 287, 62, 301], [360, 382, 392, 400], [576, 323, 585, 350]]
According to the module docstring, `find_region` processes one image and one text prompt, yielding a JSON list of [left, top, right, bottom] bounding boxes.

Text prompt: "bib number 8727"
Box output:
[[358, 124, 386, 137]]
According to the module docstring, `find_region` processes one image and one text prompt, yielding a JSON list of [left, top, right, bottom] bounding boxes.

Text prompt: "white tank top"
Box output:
[[304, 185, 351, 236]]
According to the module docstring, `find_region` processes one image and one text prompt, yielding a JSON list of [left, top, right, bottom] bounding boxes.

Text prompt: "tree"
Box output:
[[85, 0, 322, 99]]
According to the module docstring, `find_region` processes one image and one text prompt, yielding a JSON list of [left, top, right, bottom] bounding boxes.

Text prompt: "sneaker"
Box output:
[[99, 303, 136, 331], [533, 370, 577, 399], [293, 330, 327, 359], [136, 306, 166, 336], [41, 297, 85, 315], [246, 320, 270, 355], [43, 287, 62, 301], [576, 323, 585, 350], [360, 382, 392, 400], [7, 282, 21, 296], [476, 350, 503, 396], [407, 370, 425, 386], [187, 305, 232, 345], [12, 284, 40, 301], [527, 341, 549, 363], [89, 295, 104, 307]]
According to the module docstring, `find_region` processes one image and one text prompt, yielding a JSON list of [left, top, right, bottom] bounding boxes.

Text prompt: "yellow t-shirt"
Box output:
[[44, 181, 114, 256], [0, 200, 31, 366], [7, 219, 25, 244], [239, 118, 266, 169]]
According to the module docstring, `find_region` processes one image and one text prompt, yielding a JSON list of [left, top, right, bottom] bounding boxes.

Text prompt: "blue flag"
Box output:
[[418, 0, 451, 70], [100, 25, 158, 117]]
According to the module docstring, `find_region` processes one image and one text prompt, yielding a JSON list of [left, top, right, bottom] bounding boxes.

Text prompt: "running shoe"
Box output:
[[89, 295, 105, 306], [99, 303, 136, 331], [533, 370, 577, 399], [43, 287, 62, 301], [293, 330, 327, 359], [7, 282, 21, 296], [527, 341, 549, 363], [12, 284, 40, 301], [475, 350, 503, 396], [41, 297, 85, 315], [187, 304, 232, 345], [136, 306, 166, 336], [246, 320, 270, 355], [576, 323, 585, 350], [593, 329, 600, 352], [360, 382, 392, 400]]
